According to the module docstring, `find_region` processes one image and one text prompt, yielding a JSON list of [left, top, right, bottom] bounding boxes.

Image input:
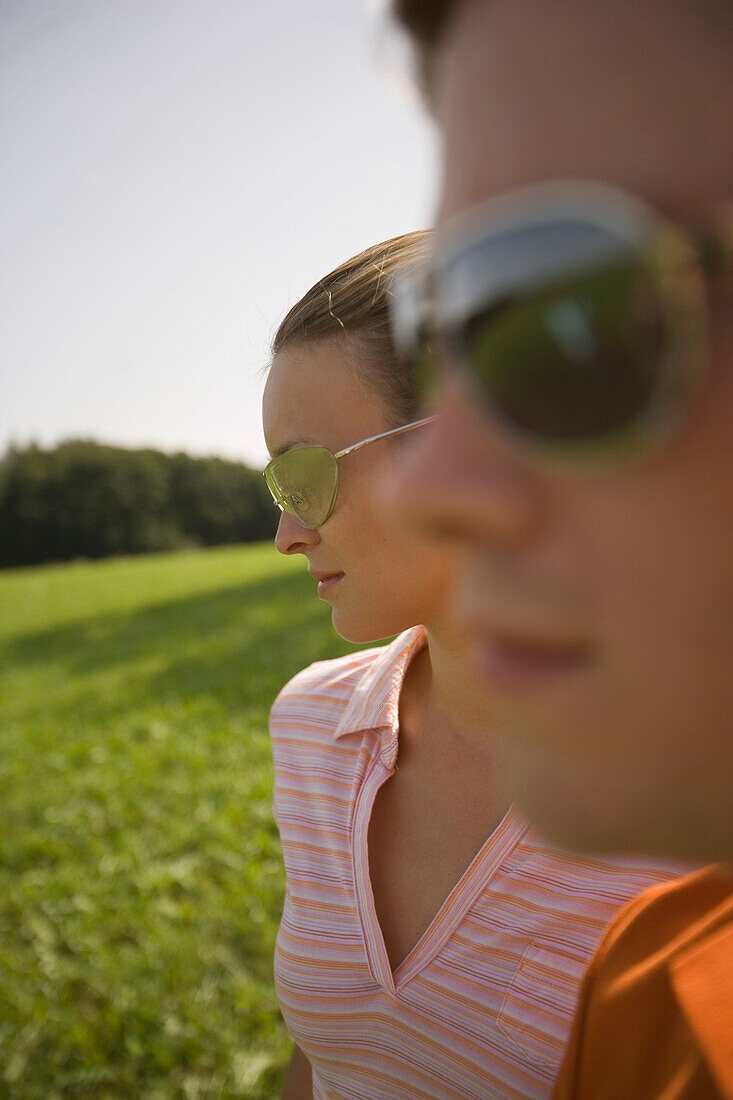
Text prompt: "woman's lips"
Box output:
[[472, 634, 595, 690], [316, 572, 345, 598]]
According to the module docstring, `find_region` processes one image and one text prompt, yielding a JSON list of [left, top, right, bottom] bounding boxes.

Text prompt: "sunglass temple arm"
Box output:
[[333, 416, 437, 460]]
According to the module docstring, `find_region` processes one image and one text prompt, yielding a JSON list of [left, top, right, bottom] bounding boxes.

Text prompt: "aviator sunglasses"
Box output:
[[390, 181, 731, 464], [263, 417, 435, 529]]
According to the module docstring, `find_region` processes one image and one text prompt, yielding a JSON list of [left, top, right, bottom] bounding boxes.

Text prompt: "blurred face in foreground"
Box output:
[[392, 0, 733, 861], [263, 334, 452, 644]]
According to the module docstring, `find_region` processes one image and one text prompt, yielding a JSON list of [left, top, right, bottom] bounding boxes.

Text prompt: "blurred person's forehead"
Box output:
[[436, 0, 733, 225]]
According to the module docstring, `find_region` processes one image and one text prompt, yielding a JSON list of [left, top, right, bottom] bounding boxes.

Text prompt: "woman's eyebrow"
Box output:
[[271, 437, 316, 458]]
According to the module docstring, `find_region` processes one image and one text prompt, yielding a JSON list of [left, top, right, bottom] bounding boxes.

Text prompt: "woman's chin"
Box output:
[[330, 606, 409, 646]]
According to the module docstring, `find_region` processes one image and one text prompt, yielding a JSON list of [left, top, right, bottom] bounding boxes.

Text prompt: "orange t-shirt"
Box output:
[[553, 864, 733, 1099]]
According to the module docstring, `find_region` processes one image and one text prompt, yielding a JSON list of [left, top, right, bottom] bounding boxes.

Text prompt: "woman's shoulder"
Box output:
[[273, 645, 383, 703], [269, 644, 386, 735], [269, 626, 426, 738]]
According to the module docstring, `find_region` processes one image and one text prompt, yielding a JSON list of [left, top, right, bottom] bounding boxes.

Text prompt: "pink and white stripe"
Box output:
[[270, 627, 687, 1099]]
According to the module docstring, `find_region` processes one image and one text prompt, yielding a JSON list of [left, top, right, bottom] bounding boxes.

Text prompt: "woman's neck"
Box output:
[[399, 619, 494, 746], [396, 620, 512, 827]]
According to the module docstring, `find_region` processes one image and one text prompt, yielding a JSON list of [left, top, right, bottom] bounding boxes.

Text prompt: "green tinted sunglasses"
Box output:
[[391, 181, 731, 464], [263, 417, 435, 529]]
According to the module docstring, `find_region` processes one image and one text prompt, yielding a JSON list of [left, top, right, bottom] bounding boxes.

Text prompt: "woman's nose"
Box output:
[[274, 509, 320, 555]]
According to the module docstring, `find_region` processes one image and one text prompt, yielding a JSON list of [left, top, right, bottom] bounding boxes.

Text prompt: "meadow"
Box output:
[[0, 543, 360, 1099]]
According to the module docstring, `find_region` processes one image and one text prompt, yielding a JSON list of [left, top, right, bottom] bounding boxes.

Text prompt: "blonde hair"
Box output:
[[271, 231, 430, 427]]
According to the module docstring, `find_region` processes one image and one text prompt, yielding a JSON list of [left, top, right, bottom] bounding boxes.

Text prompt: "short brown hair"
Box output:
[[393, 0, 458, 48], [271, 232, 430, 427], [392, 0, 461, 102]]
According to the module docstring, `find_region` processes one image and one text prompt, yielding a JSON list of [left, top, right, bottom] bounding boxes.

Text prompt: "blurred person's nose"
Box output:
[[387, 373, 546, 551], [274, 510, 320, 556]]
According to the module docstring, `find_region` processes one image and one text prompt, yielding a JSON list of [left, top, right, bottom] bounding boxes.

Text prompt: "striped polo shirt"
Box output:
[[270, 626, 686, 1100]]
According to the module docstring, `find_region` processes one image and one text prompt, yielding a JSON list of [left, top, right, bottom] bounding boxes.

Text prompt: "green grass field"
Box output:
[[0, 543, 359, 1099]]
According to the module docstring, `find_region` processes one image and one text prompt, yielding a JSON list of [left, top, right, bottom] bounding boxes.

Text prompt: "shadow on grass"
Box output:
[[0, 565, 365, 1097], [1, 569, 361, 725]]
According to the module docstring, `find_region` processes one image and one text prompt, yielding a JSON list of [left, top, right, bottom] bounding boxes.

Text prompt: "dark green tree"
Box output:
[[0, 441, 276, 568]]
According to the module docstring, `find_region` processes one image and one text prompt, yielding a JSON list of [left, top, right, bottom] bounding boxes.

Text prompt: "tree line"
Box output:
[[0, 440, 277, 568]]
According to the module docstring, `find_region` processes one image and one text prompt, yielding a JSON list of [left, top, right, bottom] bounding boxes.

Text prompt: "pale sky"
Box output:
[[0, 0, 438, 468]]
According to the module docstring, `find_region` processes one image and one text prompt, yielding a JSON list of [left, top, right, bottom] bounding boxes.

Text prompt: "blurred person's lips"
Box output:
[[471, 632, 595, 690], [455, 559, 597, 691]]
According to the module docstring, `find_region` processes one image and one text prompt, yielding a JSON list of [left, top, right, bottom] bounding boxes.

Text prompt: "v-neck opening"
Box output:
[[351, 752, 528, 997]]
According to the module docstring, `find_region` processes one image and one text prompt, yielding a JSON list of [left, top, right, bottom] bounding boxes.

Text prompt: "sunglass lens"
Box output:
[[410, 338, 440, 410], [463, 261, 666, 444], [266, 446, 338, 528]]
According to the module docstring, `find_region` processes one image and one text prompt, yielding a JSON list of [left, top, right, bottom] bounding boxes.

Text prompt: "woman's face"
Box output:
[[262, 334, 453, 643]]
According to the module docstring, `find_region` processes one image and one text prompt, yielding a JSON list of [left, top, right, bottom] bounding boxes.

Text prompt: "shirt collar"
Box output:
[[670, 875, 733, 1094], [333, 625, 428, 740]]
